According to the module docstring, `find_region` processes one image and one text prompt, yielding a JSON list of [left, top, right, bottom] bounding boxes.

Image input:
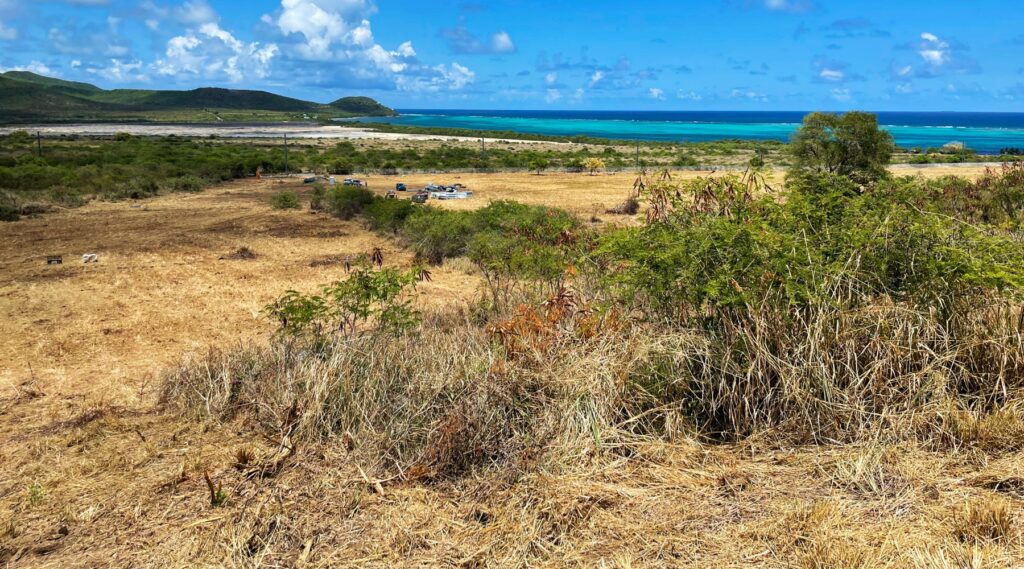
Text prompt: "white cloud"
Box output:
[[94, 59, 146, 82], [819, 68, 844, 82], [545, 88, 561, 103], [175, 0, 218, 25], [1, 61, 59, 76], [570, 88, 584, 103], [71, 60, 81, 69], [265, 0, 474, 91], [830, 88, 851, 101], [275, 0, 349, 60], [396, 62, 475, 92], [491, 31, 515, 53], [154, 23, 278, 82], [0, 20, 14, 40], [441, 25, 515, 55], [894, 83, 913, 94], [589, 70, 605, 87], [919, 32, 950, 66], [648, 87, 665, 100], [762, 0, 815, 12], [730, 88, 768, 102], [439, 62, 473, 89], [677, 90, 702, 101], [544, 72, 557, 86], [896, 65, 912, 77]]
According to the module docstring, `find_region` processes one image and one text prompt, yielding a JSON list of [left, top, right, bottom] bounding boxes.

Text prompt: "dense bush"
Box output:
[[0, 203, 18, 221], [0, 134, 291, 207], [270, 190, 301, 210], [326, 185, 375, 219], [365, 198, 416, 233], [399, 208, 476, 264], [789, 111, 895, 186], [601, 172, 1024, 319], [309, 183, 326, 211]]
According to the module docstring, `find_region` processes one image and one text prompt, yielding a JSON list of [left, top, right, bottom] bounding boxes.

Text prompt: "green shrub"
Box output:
[[266, 263, 420, 339], [400, 208, 475, 264], [310, 183, 326, 211], [327, 186, 374, 219], [169, 175, 203, 193], [601, 172, 1024, 320], [366, 198, 416, 233], [0, 203, 19, 222], [270, 190, 301, 210]]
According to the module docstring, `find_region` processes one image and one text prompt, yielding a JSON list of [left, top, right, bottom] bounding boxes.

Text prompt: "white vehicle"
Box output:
[[430, 190, 473, 200]]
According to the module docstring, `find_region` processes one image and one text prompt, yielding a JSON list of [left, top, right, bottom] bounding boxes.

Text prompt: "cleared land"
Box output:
[[1, 168, 1020, 567]]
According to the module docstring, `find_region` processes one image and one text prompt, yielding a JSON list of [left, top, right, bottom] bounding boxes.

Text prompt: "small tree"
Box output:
[[789, 111, 895, 186], [527, 158, 550, 175], [583, 157, 605, 176]]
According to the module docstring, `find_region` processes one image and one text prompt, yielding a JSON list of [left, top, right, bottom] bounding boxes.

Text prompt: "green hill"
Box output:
[[0, 72, 397, 123], [329, 96, 397, 116]]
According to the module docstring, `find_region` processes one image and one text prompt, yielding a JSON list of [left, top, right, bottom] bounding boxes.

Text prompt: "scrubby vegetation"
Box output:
[[163, 112, 1024, 497], [270, 190, 301, 210], [0, 131, 291, 210], [0, 131, 782, 215]]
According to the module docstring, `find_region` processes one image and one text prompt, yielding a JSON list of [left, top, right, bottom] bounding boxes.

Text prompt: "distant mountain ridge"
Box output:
[[0, 71, 397, 123]]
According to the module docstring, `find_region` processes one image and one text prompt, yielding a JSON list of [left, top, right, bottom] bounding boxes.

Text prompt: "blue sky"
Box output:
[[0, 0, 1021, 111]]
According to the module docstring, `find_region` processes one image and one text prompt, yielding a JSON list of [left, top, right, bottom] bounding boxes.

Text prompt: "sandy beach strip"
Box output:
[[0, 122, 559, 144]]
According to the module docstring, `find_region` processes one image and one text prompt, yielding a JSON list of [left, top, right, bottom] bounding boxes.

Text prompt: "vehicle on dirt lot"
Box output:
[[343, 178, 365, 187], [395, 183, 407, 191], [411, 191, 429, 203]]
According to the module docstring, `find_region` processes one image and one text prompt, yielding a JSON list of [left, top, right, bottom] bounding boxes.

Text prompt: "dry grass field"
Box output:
[[1, 167, 1021, 568], [360, 165, 986, 214]]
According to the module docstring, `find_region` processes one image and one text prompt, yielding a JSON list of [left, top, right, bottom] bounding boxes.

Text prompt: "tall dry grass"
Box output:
[[161, 282, 1024, 483]]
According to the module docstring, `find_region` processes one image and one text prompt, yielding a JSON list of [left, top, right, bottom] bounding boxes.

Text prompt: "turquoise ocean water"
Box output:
[[356, 110, 1024, 155]]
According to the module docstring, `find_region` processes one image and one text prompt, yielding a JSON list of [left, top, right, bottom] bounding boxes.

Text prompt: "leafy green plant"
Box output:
[[266, 262, 421, 339], [26, 482, 44, 506]]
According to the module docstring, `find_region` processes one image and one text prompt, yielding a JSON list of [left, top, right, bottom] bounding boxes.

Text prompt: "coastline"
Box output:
[[0, 123, 560, 144]]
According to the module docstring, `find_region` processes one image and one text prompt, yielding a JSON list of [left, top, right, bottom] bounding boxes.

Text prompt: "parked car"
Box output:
[[303, 176, 318, 184], [396, 183, 407, 191], [411, 191, 429, 203], [343, 178, 365, 187]]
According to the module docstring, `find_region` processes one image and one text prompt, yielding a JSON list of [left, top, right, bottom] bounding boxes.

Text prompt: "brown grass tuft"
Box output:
[[953, 498, 1018, 545]]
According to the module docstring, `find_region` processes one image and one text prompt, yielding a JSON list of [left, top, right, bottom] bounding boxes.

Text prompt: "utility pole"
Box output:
[[479, 138, 485, 162], [635, 142, 640, 171], [283, 134, 289, 175], [36, 132, 42, 157]]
